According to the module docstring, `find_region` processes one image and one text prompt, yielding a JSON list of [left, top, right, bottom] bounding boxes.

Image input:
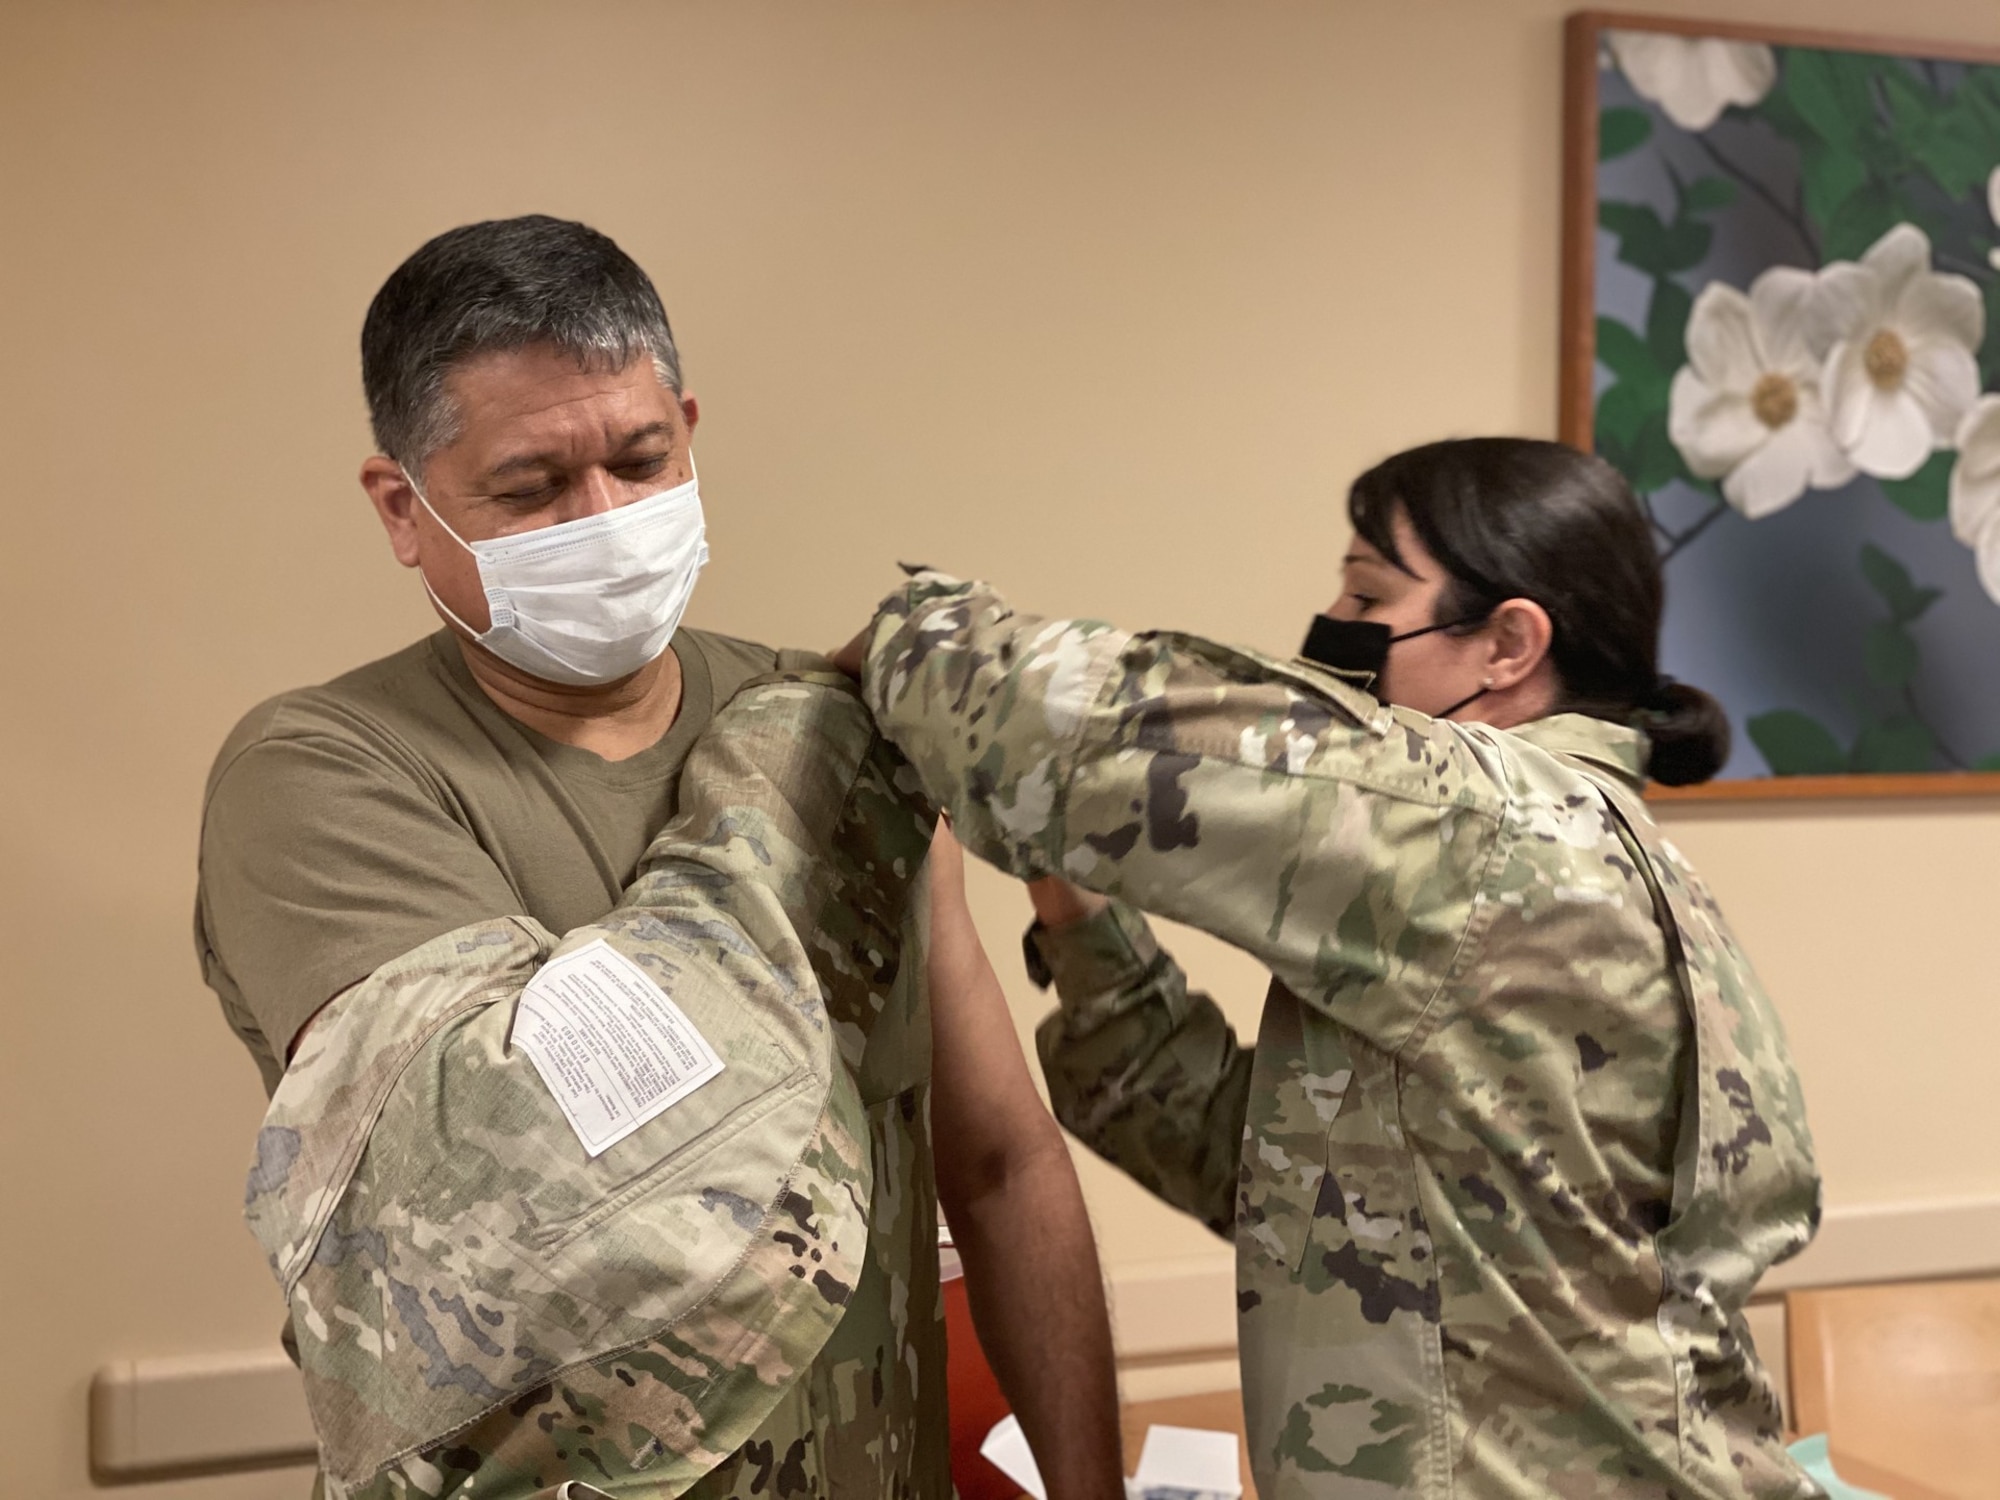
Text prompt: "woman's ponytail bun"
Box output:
[[1637, 678, 1731, 786]]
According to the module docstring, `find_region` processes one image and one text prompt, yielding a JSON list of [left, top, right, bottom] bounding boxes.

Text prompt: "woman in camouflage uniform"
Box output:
[[848, 439, 1822, 1500]]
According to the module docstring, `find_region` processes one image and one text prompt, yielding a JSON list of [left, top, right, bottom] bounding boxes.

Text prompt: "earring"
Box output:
[[1482, 677, 1494, 689]]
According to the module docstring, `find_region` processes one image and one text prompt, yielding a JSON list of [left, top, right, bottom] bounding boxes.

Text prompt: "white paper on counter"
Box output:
[[1129, 1423, 1242, 1500], [979, 1413, 1047, 1500]]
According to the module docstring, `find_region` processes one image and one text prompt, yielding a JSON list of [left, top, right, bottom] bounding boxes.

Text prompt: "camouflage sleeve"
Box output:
[[1027, 901, 1250, 1236], [240, 676, 920, 1497], [860, 571, 1502, 1050]]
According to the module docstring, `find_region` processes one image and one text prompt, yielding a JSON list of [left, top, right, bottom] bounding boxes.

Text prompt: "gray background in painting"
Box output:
[[1595, 57, 2000, 779]]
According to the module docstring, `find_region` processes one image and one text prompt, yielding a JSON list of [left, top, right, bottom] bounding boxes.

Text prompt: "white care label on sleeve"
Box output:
[[509, 938, 725, 1158]]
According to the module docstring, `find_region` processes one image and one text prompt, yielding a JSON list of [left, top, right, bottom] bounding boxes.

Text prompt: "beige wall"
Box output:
[[5, 1, 1997, 1493]]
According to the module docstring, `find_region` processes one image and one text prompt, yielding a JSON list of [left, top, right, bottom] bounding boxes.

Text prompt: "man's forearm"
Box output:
[[947, 1134, 1124, 1500], [923, 825, 1124, 1499]]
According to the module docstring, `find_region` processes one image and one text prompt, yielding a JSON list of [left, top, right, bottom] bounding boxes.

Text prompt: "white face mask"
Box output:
[[407, 460, 710, 686]]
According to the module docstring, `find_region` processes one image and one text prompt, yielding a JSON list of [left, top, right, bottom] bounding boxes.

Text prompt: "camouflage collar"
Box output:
[[1507, 712, 1649, 791]]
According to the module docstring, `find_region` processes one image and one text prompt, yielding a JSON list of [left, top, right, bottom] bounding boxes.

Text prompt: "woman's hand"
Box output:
[[825, 625, 870, 680], [1026, 875, 1110, 931]]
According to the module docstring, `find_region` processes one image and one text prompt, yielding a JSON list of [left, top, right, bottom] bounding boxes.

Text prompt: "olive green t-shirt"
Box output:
[[195, 627, 778, 1095]]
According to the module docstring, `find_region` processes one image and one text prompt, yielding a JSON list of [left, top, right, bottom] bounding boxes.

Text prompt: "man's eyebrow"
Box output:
[[609, 421, 675, 452], [482, 422, 676, 479], [484, 451, 560, 479]]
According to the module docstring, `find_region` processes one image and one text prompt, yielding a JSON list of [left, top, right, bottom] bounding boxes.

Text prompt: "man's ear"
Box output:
[[360, 455, 424, 569], [1484, 597, 1554, 690], [679, 391, 700, 435]]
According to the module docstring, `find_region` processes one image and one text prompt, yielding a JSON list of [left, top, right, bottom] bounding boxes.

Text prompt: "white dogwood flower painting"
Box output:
[[1951, 397, 2000, 603], [1990, 167, 2000, 270], [1605, 31, 1777, 132], [1669, 270, 1853, 517], [1568, 16, 2000, 789], [1816, 225, 1984, 480]]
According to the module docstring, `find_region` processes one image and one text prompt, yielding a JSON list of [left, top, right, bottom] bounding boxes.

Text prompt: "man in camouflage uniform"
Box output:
[[197, 219, 1121, 1498], [851, 568, 1823, 1499]]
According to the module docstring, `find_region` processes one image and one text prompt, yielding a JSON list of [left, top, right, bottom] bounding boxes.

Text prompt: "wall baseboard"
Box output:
[[1105, 1253, 1240, 1360], [1756, 1194, 2000, 1292], [90, 1349, 316, 1481]]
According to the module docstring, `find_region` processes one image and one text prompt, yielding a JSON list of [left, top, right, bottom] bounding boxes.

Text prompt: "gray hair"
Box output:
[[361, 215, 683, 476]]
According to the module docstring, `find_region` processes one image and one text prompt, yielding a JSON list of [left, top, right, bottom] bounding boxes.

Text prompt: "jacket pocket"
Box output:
[[416, 984, 805, 1259]]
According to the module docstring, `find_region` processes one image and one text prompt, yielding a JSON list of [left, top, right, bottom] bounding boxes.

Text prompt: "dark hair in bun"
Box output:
[[1348, 438, 1730, 786]]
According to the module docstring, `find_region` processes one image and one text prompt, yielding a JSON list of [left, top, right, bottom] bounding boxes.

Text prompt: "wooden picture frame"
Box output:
[[1562, 12, 2000, 800]]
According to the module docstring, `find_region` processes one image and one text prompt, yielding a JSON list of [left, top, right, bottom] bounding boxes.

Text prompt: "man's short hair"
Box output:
[[361, 215, 683, 475]]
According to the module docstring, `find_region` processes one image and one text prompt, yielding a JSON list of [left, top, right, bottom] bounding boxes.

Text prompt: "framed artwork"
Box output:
[[1562, 12, 2000, 798]]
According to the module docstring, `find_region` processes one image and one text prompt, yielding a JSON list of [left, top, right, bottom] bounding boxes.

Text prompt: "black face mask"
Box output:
[[1298, 613, 1489, 718]]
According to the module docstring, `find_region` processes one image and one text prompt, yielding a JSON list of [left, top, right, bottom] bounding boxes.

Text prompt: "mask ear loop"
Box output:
[[1435, 679, 1492, 720], [1387, 613, 1483, 647], [401, 466, 502, 640], [401, 466, 477, 550], [1394, 612, 1494, 721]]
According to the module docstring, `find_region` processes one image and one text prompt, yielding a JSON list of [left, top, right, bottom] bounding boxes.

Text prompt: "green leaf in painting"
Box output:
[[1976, 751, 2000, 772], [1598, 202, 1712, 277], [1594, 317, 1658, 387], [1784, 49, 1877, 149], [1758, 79, 1817, 147], [1596, 202, 1654, 237], [1799, 141, 1868, 230], [1646, 278, 1694, 375], [1914, 117, 1993, 199], [1878, 65, 1935, 131], [1858, 541, 1914, 605], [1878, 451, 1952, 522], [1595, 381, 1651, 461], [1664, 219, 1712, 275], [1881, 65, 1995, 198], [1597, 202, 1659, 268], [1850, 714, 1936, 773], [1680, 176, 1737, 215], [1748, 709, 1849, 776], [1955, 68, 2000, 158], [1862, 621, 1919, 689], [1600, 106, 1652, 161], [1858, 541, 1944, 622], [1822, 180, 1901, 263], [1627, 412, 1681, 495], [1880, 68, 1943, 168]]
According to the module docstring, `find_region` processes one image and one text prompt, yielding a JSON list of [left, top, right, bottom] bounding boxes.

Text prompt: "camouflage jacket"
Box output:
[[242, 669, 948, 1499], [860, 573, 1822, 1500]]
